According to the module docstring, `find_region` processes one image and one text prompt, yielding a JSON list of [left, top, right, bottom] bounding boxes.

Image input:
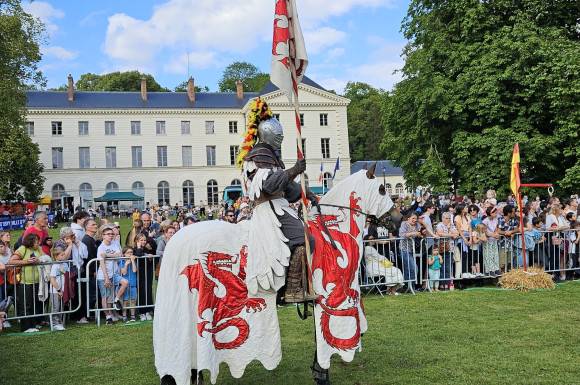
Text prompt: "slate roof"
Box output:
[[350, 160, 405, 177], [25, 76, 327, 110]]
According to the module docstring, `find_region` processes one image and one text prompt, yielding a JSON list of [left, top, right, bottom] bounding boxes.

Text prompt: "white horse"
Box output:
[[154, 165, 393, 385]]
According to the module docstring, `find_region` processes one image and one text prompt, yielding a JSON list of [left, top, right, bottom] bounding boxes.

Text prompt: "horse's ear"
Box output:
[[366, 162, 377, 179]]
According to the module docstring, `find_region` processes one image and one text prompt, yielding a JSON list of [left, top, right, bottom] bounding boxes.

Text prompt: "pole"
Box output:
[[287, 7, 315, 296]]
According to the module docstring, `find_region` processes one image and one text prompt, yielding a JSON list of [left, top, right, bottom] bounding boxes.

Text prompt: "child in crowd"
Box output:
[[49, 246, 68, 331], [96, 226, 129, 325], [468, 223, 485, 277], [134, 233, 154, 321], [119, 247, 138, 322], [427, 247, 442, 291]]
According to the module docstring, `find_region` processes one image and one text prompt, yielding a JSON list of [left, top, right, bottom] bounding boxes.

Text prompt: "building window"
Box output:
[[131, 121, 141, 135], [321, 138, 330, 159], [132, 181, 145, 210], [207, 180, 218, 206], [105, 147, 116, 168], [156, 121, 166, 135], [52, 184, 66, 199], [229, 145, 239, 166], [231, 179, 242, 186], [181, 121, 191, 135], [131, 146, 142, 168], [25, 121, 34, 136], [157, 181, 170, 205], [132, 181, 144, 197], [228, 121, 238, 134], [323, 172, 333, 190], [320, 113, 328, 126], [395, 183, 404, 195], [206, 146, 216, 166], [157, 146, 168, 167], [51, 121, 62, 136], [79, 183, 93, 206], [52, 147, 63, 169], [105, 182, 119, 192], [182, 146, 192, 167], [79, 147, 90, 169], [385, 183, 392, 195], [205, 121, 215, 134], [299, 114, 304, 126], [182, 180, 194, 207], [273, 113, 280, 120], [105, 121, 115, 135], [301, 138, 307, 157], [78, 121, 89, 135]]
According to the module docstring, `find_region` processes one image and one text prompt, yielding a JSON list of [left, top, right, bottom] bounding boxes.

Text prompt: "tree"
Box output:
[[173, 80, 209, 92], [382, 0, 579, 195], [0, 0, 46, 201], [75, 71, 170, 92], [344, 82, 388, 162], [218, 62, 270, 92]]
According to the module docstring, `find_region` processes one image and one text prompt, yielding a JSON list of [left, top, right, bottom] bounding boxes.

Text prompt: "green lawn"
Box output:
[[1, 282, 579, 385]]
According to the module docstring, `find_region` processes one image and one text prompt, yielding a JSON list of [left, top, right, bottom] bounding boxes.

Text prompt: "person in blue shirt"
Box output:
[[119, 247, 138, 322]]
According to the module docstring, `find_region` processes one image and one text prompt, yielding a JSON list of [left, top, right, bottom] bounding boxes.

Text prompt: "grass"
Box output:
[[1, 282, 579, 385]]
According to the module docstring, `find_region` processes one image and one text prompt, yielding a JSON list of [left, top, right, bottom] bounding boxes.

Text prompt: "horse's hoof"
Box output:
[[192, 369, 204, 385], [160, 375, 177, 385]]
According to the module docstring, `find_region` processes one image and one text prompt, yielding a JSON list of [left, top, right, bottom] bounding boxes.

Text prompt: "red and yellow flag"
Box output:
[[510, 143, 521, 196]]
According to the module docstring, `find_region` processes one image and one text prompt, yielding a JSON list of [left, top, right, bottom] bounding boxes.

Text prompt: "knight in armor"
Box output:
[[239, 99, 317, 303]]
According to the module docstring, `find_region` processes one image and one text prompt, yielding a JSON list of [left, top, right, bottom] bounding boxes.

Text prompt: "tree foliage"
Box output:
[[173, 80, 209, 92], [344, 82, 389, 162], [0, 0, 45, 201], [382, 0, 579, 195], [75, 71, 170, 92], [218, 62, 269, 92]]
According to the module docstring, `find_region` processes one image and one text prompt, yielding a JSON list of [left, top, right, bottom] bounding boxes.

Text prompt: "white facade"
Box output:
[[25, 84, 351, 209]]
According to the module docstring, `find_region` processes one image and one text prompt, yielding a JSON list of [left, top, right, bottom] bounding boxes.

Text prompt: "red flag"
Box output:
[[270, 0, 308, 103]]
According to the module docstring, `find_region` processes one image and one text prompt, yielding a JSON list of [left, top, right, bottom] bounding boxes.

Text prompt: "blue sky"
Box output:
[[25, 0, 409, 93]]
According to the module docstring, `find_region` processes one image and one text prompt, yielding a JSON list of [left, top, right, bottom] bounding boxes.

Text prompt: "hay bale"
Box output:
[[499, 267, 556, 291]]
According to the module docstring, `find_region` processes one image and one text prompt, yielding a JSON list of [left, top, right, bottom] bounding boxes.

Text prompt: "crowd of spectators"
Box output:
[[0, 189, 578, 332], [363, 191, 579, 293]]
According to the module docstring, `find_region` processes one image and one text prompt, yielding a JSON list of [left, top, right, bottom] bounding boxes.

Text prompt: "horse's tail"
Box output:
[[209, 317, 250, 350], [319, 301, 360, 351]]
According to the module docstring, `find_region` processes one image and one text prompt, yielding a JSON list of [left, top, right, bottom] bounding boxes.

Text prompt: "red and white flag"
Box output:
[[271, 0, 308, 103]]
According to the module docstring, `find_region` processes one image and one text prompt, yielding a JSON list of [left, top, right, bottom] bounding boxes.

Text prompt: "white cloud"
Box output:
[[313, 40, 405, 93], [163, 51, 217, 75], [22, 1, 64, 36], [304, 27, 346, 55], [42, 46, 78, 60], [103, 0, 395, 73], [327, 47, 346, 60]]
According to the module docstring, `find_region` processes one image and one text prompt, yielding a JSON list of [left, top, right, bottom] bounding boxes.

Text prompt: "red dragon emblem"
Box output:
[[181, 246, 266, 350], [309, 192, 363, 350]]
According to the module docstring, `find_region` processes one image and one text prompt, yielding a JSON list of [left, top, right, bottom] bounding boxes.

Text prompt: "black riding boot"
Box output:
[[311, 356, 331, 385]]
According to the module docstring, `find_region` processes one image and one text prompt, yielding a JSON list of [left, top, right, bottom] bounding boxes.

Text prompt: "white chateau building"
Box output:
[[25, 76, 352, 209]]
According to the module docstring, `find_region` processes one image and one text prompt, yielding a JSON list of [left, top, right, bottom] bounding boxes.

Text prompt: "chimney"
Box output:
[[140, 77, 147, 102], [236, 80, 244, 99], [186, 77, 195, 103], [67, 74, 74, 102]]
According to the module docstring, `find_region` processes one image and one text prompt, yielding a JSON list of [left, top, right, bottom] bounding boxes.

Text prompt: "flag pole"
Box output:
[[287, 6, 315, 297]]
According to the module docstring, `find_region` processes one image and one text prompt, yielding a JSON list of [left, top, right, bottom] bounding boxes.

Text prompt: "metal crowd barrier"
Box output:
[[1, 259, 81, 331], [85, 255, 161, 327], [359, 229, 579, 294], [360, 237, 423, 295]]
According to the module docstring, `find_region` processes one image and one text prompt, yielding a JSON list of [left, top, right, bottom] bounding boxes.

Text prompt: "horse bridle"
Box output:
[[316, 203, 372, 217]]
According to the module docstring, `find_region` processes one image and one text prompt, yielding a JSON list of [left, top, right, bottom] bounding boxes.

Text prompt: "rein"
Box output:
[[317, 203, 371, 217]]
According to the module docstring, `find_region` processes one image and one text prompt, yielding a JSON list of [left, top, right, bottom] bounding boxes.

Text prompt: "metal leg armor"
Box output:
[[283, 245, 316, 303]]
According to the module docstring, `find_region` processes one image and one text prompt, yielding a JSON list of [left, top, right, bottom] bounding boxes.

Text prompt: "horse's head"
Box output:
[[318, 163, 394, 221]]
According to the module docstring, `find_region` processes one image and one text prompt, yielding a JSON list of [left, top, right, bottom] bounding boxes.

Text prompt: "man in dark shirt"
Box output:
[[80, 218, 99, 323]]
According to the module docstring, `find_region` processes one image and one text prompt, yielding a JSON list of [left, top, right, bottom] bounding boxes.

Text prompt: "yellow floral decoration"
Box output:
[[236, 97, 273, 168]]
